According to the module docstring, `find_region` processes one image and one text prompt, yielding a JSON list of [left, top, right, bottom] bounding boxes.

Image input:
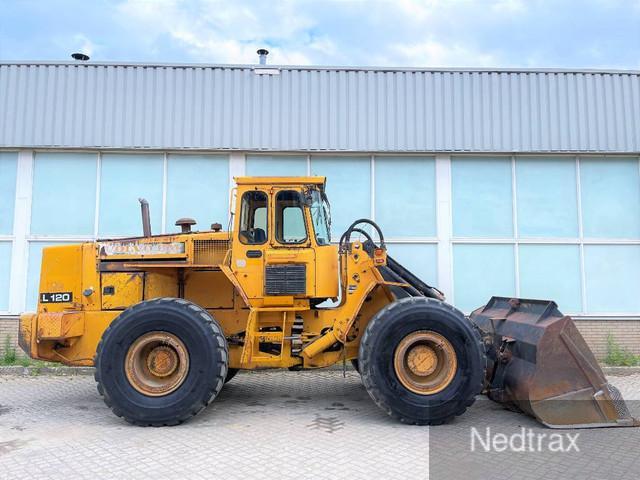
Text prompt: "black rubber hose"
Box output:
[[339, 218, 385, 250], [350, 228, 375, 245]]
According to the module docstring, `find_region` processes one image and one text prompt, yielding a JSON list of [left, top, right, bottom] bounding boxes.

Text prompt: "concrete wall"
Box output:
[[1, 316, 638, 363]]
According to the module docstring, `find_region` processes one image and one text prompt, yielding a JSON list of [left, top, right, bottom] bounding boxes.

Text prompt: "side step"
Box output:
[[470, 297, 639, 429]]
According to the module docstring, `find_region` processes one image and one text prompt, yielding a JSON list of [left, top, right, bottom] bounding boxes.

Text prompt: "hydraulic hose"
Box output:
[[339, 219, 385, 251]]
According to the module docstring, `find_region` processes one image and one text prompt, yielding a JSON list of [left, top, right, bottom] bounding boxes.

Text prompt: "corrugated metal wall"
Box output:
[[1, 62, 639, 152]]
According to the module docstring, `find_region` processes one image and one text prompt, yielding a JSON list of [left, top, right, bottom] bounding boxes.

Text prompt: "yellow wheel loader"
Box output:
[[19, 176, 638, 428]]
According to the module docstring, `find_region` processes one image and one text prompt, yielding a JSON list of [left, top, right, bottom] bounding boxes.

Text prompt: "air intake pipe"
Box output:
[[139, 198, 151, 237]]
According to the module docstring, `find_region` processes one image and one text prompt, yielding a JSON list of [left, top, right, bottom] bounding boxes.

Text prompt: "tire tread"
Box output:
[[94, 297, 228, 427], [359, 297, 485, 425]]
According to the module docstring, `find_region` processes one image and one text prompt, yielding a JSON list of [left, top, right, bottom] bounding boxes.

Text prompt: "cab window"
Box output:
[[275, 190, 307, 244], [309, 189, 331, 245], [239, 191, 268, 244]]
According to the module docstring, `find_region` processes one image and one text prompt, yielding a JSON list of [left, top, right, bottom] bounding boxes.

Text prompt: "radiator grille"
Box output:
[[193, 240, 230, 265], [265, 264, 306, 296]]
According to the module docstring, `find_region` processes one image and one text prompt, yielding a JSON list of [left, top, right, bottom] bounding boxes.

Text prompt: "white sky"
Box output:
[[1, 0, 639, 68]]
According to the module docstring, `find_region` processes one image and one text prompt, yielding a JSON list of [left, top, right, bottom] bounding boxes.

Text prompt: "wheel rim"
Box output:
[[393, 330, 457, 395], [125, 331, 189, 396]]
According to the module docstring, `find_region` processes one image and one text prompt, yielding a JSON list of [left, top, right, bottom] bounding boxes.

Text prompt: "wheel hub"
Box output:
[[406, 344, 438, 376], [394, 331, 457, 395], [125, 331, 189, 397], [146, 346, 179, 377]]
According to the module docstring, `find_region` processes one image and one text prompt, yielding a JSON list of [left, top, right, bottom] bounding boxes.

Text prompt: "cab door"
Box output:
[[231, 189, 269, 299], [264, 188, 316, 301]]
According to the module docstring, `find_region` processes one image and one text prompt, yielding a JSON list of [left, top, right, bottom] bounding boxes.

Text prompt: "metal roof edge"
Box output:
[[1, 145, 638, 156], [1, 60, 639, 76]]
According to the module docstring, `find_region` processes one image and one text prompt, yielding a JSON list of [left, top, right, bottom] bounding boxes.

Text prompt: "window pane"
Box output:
[[516, 157, 578, 238], [580, 158, 640, 239], [99, 154, 163, 237], [282, 208, 306, 242], [311, 156, 370, 236], [0, 152, 18, 235], [276, 190, 307, 244], [246, 155, 307, 176], [584, 245, 640, 313], [0, 242, 11, 311], [239, 191, 268, 244], [375, 156, 436, 238], [386, 243, 438, 286], [452, 157, 513, 238], [519, 245, 582, 313], [26, 241, 73, 310], [31, 153, 97, 235], [453, 244, 515, 312], [310, 189, 330, 245], [166, 154, 228, 233], [254, 208, 266, 231]]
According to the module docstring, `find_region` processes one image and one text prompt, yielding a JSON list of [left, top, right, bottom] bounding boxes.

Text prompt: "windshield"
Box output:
[[309, 189, 331, 245]]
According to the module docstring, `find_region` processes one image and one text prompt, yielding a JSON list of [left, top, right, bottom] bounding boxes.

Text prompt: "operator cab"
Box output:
[[231, 177, 338, 305]]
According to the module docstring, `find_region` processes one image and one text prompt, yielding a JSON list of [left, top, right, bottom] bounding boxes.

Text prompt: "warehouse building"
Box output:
[[1, 58, 639, 358]]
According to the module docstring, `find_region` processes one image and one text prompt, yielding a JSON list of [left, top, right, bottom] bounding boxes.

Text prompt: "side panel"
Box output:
[[315, 244, 339, 298], [144, 271, 179, 299], [100, 272, 144, 310], [231, 234, 266, 300], [184, 270, 235, 308], [37, 244, 84, 312]]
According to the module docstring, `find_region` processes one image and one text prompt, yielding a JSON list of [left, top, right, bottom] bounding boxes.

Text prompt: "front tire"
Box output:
[[359, 297, 485, 425], [95, 298, 228, 426]]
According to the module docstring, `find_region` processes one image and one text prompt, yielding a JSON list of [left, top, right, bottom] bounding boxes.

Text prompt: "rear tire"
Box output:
[[359, 297, 485, 425], [95, 298, 228, 426]]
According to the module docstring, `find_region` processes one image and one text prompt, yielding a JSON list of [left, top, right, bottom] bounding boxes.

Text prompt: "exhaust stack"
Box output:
[[71, 52, 90, 61], [139, 198, 151, 237], [257, 48, 269, 65]]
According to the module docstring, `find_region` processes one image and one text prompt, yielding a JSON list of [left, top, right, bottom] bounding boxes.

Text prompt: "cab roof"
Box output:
[[234, 176, 326, 187]]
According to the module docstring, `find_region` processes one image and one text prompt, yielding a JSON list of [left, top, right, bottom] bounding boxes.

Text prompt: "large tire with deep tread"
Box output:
[[359, 297, 485, 425], [94, 297, 228, 426]]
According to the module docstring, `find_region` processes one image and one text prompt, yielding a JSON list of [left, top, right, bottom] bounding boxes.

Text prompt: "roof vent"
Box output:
[[257, 48, 269, 65], [71, 53, 90, 61]]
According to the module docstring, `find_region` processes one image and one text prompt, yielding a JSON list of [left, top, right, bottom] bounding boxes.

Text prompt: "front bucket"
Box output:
[[470, 297, 638, 429]]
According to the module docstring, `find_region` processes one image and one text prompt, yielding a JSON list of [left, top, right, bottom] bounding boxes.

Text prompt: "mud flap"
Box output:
[[470, 297, 639, 429]]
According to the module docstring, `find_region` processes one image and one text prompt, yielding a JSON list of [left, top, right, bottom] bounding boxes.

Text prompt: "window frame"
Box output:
[[308, 188, 332, 246], [8, 149, 639, 318], [238, 190, 269, 246], [450, 154, 640, 316], [0, 151, 18, 236], [274, 189, 309, 246]]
